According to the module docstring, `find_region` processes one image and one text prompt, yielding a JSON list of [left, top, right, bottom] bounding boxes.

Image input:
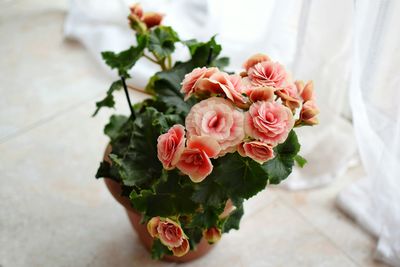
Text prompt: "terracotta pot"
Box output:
[[103, 145, 215, 262]]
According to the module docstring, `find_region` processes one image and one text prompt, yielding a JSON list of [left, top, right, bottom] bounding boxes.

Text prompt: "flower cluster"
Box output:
[[157, 54, 319, 182], [128, 3, 163, 33], [147, 217, 190, 257]]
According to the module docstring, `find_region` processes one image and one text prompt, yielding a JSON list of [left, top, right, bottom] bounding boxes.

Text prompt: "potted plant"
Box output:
[[93, 3, 319, 262]]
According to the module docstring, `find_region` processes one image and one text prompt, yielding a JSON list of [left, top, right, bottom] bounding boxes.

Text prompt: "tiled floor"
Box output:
[[0, 2, 387, 267]]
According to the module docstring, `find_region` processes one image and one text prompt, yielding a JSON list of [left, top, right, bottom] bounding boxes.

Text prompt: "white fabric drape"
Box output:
[[337, 1, 400, 266], [64, 0, 400, 265]]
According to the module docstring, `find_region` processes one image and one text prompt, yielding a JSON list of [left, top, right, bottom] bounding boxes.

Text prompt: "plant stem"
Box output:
[[143, 54, 159, 64], [120, 76, 135, 120], [167, 55, 172, 69]]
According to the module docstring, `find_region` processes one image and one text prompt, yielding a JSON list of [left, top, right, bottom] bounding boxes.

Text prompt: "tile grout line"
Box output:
[[279, 196, 364, 267], [0, 92, 104, 145]]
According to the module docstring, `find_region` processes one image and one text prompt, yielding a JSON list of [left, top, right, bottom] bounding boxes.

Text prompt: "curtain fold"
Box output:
[[336, 1, 400, 266]]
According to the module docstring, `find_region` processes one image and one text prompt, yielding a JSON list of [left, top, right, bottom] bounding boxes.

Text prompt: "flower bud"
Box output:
[[142, 12, 163, 28], [296, 80, 315, 102], [300, 100, 319, 125], [203, 227, 221, 244], [129, 3, 143, 18], [147, 216, 160, 238]]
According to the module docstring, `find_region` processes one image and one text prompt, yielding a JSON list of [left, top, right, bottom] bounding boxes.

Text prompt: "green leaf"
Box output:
[[148, 26, 179, 59], [262, 130, 301, 184], [92, 80, 122, 116], [294, 154, 307, 168], [222, 201, 244, 233], [191, 178, 228, 208], [130, 171, 198, 217], [104, 115, 129, 141], [101, 34, 147, 77], [211, 57, 230, 70], [184, 36, 223, 67], [184, 227, 203, 251], [213, 153, 269, 200], [95, 161, 120, 182], [190, 208, 220, 229], [151, 239, 172, 260]]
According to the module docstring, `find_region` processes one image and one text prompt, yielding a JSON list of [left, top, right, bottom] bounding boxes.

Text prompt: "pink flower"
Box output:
[[172, 238, 190, 257], [245, 101, 294, 145], [196, 72, 246, 105], [157, 124, 186, 170], [147, 217, 190, 257], [203, 227, 221, 244], [295, 80, 315, 102], [157, 218, 185, 248], [142, 12, 163, 28], [185, 97, 245, 155], [176, 136, 220, 182], [238, 141, 274, 164], [180, 67, 219, 100], [243, 53, 270, 71], [129, 3, 143, 18], [300, 100, 319, 125], [248, 61, 289, 88], [147, 216, 161, 238], [245, 86, 275, 103], [276, 83, 302, 110]]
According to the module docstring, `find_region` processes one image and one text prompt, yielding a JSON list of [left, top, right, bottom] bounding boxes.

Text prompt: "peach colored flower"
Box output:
[[296, 80, 315, 102], [147, 216, 160, 238], [157, 124, 186, 170], [157, 218, 185, 248], [172, 238, 190, 257], [243, 53, 270, 71], [300, 100, 319, 125], [180, 67, 219, 100], [129, 3, 143, 18], [238, 141, 274, 164], [276, 83, 302, 110], [203, 227, 221, 244], [176, 136, 220, 182], [142, 12, 163, 28], [248, 61, 288, 88], [245, 86, 275, 103], [245, 101, 294, 145], [185, 97, 245, 155], [196, 72, 246, 105]]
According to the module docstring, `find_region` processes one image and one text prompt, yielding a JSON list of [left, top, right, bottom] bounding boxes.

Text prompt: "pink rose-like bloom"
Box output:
[[276, 83, 302, 110], [180, 67, 219, 100], [186, 97, 245, 155], [243, 53, 270, 71], [238, 141, 274, 164], [157, 218, 185, 248], [245, 101, 294, 145], [157, 124, 186, 170], [196, 72, 246, 105], [176, 136, 221, 183], [248, 61, 289, 88]]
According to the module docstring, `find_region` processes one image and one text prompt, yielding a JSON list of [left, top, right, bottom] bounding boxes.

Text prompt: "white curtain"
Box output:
[[65, 0, 400, 265]]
